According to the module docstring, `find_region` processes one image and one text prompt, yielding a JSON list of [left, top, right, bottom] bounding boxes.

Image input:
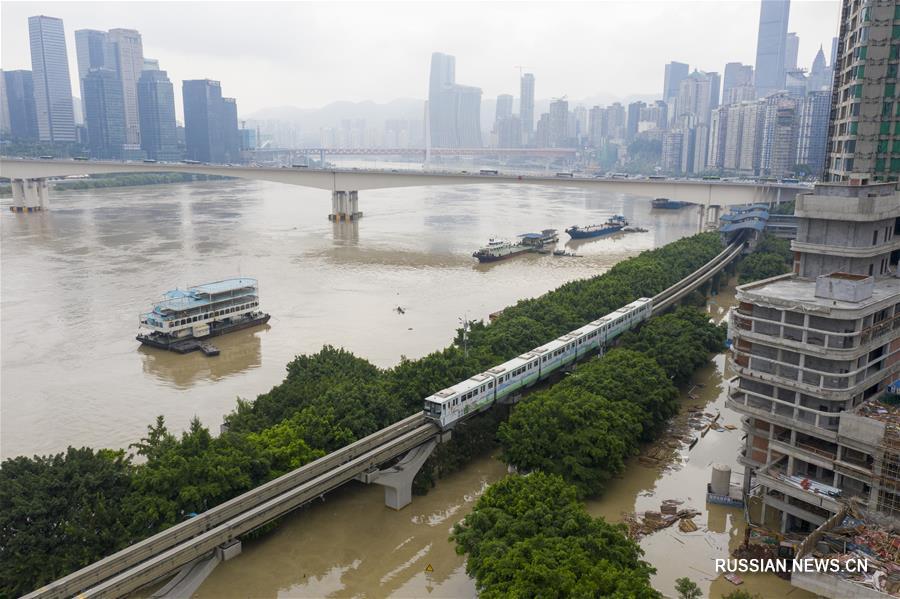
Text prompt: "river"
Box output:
[[1, 177, 698, 458], [193, 283, 811, 599]]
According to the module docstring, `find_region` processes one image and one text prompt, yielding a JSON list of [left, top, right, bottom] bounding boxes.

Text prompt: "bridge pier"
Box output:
[[10, 178, 50, 212], [328, 190, 363, 221], [357, 438, 439, 509]]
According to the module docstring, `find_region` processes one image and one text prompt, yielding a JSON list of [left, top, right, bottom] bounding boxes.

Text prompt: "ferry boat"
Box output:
[[565, 215, 628, 239], [472, 239, 531, 263], [652, 197, 690, 209], [137, 278, 270, 352]]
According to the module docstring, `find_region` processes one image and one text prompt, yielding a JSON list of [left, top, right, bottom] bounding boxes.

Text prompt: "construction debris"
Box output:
[[679, 517, 699, 533], [802, 506, 900, 596], [623, 506, 702, 540]]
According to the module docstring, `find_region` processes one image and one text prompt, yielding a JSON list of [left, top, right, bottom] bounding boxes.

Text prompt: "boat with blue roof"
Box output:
[[137, 278, 270, 353]]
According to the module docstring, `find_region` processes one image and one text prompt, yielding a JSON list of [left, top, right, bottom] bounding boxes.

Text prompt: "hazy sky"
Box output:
[[1, 0, 840, 119]]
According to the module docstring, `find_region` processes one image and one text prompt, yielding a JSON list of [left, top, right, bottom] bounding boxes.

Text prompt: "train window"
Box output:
[[489, 382, 493, 388]]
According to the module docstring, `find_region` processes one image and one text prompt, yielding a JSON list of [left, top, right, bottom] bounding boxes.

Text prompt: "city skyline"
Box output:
[[2, 1, 839, 118]]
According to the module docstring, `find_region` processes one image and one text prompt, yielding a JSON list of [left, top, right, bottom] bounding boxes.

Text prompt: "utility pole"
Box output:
[[458, 314, 469, 359]]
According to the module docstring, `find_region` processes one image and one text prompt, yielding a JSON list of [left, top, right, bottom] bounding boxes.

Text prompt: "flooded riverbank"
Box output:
[[191, 282, 812, 598]]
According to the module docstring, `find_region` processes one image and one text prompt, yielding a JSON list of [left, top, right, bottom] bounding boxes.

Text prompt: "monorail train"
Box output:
[[423, 297, 653, 429]]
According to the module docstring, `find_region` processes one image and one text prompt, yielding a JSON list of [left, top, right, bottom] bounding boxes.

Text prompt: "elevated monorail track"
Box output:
[[25, 235, 747, 599]]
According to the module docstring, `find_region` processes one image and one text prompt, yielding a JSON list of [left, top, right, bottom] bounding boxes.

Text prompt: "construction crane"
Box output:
[[515, 65, 533, 78]]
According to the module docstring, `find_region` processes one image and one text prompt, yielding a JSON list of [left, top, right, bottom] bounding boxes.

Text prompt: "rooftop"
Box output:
[[737, 274, 900, 317]]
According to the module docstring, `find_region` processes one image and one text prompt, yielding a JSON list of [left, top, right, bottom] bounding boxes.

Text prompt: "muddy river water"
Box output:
[[2, 176, 801, 597]]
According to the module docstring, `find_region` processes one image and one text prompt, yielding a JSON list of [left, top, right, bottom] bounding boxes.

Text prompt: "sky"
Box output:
[[1, 0, 841, 120]]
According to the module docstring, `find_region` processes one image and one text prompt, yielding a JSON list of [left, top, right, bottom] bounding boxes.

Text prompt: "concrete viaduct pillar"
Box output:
[[328, 190, 363, 222], [10, 178, 50, 212], [357, 438, 439, 510]]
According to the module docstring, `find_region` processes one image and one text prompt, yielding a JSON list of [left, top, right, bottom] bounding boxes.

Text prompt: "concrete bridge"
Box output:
[[0, 158, 807, 220]]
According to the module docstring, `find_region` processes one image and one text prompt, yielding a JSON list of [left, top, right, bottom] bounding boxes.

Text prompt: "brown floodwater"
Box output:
[[191, 284, 813, 598], [1, 177, 699, 458]]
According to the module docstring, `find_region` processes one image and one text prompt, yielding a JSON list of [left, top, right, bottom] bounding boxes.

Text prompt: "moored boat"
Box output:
[[565, 215, 628, 239], [472, 239, 531, 262], [652, 197, 690, 209], [137, 278, 270, 353]]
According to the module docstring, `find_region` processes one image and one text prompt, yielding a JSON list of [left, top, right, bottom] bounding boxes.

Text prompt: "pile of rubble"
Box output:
[[623, 500, 701, 540], [809, 510, 900, 596]]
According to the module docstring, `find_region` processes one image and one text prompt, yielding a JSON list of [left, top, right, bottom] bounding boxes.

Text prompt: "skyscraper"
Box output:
[[520, 73, 535, 145], [784, 32, 800, 70], [137, 69, 179, 161], [82, 69, 125, 159], [74, 30, 115, 96], [706, 105, 728, 170], [707, 72, 721, 110], [663, 61, 689, 105], [221, 97, 241, 162], [426, 52, 482, 148], [549, 98, 569, 147], [723, 62, 754, 104], [1, 70, 39, 140], [675, 71, 715, 125], [759, 95, 797, 178], [183, 79, 225, 163], [795, 90, 830, 176], [107, 29, 144, 149], [28, 15, 76, 142], [495, 94, 513, 124], [754, 0, 791, 98], [825, 0, 900, 181], [807, 46, 830, 92], [626, 101, 646, 142]]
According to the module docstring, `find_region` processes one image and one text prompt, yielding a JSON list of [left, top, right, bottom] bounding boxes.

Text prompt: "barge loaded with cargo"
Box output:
[[137, 278, 270, 355]]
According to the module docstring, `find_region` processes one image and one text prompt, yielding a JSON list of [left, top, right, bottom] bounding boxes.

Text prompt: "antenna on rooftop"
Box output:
[[515, 65, 533, 78]]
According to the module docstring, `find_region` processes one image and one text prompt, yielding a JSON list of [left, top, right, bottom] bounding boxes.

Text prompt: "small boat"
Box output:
[[552, 249, 581, 257], [565, 215, 628, 239]]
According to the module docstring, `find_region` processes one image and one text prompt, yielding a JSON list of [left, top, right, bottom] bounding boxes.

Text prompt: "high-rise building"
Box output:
[[759, 95, 798, 178], [739, 101, 765, 174], [825, 0, 900, 182], [107, 29, 144, 149], [626, 101, 646, 142], [520, 73, 535, 145], [606, 102, 626, 141], [661, 129, 684, 173], [137, 69, 180, 161], [588, 105, 605, 147], [82, 69, 125, 159], [723, 103, 745, 170], [729, 0, 900, 544], [795, 90, 831, 176], [1, 70, 39, 140], [785, 32, 800, 70], [549, 98, 569, 147], [708, 72, 722, 110], [183, 79, 225, 163], [535, 112, 550, 147], [675, 71, 715, 125], [143, 58, 159, 71], [663, 61, 689, 105], [74, 30, 115, 98], [496, 115, 521, 148], [754, 0, 791, 98], [495, 94, 513, 125], [723, 63, 754, 105], [426, 52, 482, 148], [707, 106, 728, 170], [0, 73, 9, 135], [221, 97, 241, 162], [28, 15, 76, 142], [807, 46, 830, 92]]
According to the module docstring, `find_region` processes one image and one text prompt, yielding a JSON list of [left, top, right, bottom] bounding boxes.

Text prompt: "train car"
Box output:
[[424, 297, 653, 429]]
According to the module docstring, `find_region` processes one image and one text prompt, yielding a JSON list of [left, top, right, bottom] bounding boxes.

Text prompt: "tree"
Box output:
[[0, 448, 133, 596], [498, 388, 642, 497], [675, 577, 703, 599], [451, 473, 658, 598]]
